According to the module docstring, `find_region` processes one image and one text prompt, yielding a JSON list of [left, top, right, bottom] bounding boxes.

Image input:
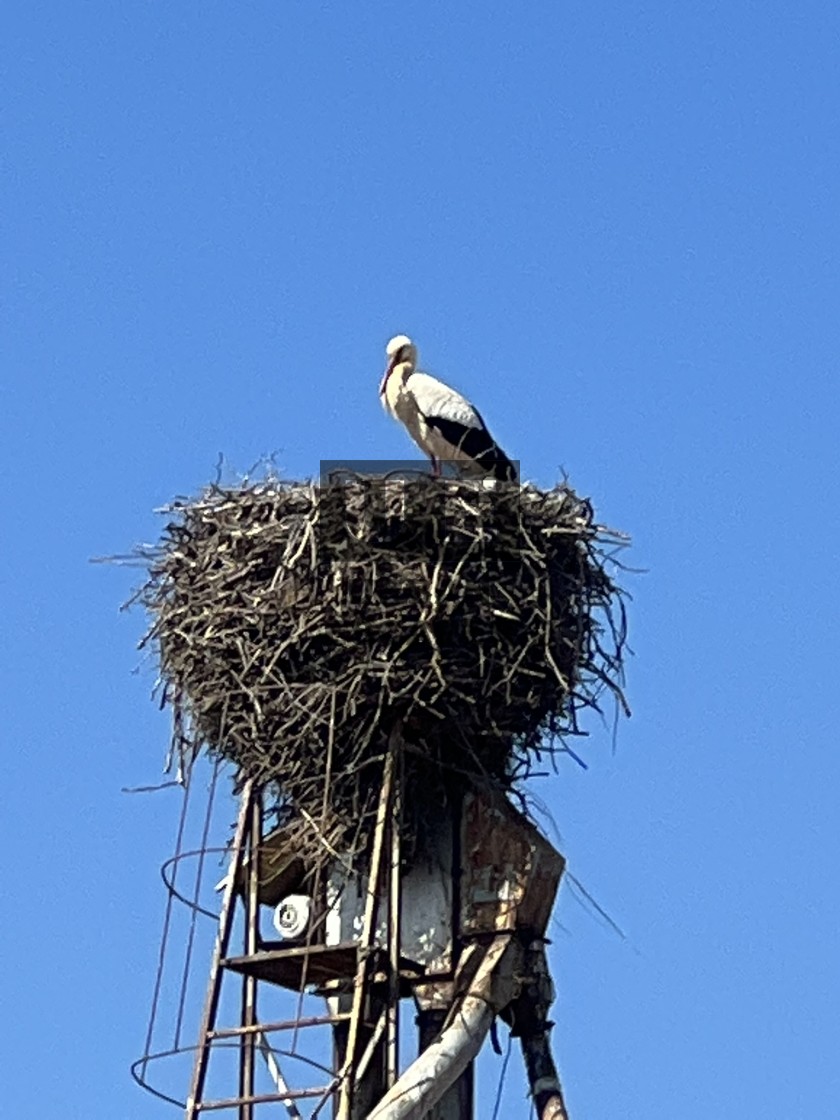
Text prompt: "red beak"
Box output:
[[379, 355, 397, 395]]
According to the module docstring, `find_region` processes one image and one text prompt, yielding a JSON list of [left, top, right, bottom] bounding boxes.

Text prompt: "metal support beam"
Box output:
[[506, 941, 570, 1120], [416, 1008, 473, 1120], [239, 791, 263, 1119], [366, 936, 523, 1120], [520, 1029, 570, 1120], [185, 781, 255, 1120], [386, 730, 403, 1089], [333, 994, 388, 1120], [335, 741, 396, 1120], [256, 1031, 304, 1120]]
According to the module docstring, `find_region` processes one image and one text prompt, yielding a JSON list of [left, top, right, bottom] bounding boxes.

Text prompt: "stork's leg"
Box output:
[[430, 456, 441, 477]]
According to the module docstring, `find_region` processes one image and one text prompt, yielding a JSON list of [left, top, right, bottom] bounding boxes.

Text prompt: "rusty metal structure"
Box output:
[[131, 472, 631, 1118], [134, 732, 571, 1119]]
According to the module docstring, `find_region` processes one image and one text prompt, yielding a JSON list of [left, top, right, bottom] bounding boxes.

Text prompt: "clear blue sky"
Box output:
[[2, 2, 839, 1117]]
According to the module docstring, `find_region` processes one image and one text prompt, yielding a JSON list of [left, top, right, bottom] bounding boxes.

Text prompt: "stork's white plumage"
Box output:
[[379, 335, 518, 482]]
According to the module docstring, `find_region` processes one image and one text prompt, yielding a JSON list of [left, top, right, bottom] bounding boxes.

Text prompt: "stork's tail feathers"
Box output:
[[468, 438, 518, 482], [424, 415, 518, 482], [489, 450, 518, 483]]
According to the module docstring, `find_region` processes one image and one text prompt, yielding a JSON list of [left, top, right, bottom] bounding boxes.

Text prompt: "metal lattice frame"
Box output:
[[134, 733, 572, 1120]]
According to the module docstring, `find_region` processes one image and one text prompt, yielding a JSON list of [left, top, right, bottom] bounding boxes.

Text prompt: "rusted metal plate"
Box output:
[[223, 943, 361, 990], [325, 815, 454, 978], [223, 944, 423, 993], [460, 791, 565, 937], [253, 787, 564, 999], [413, 980, 455, 1012], [234, 821, 309, 907]]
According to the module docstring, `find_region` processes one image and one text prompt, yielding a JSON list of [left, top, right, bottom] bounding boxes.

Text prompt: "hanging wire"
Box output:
[[490, 1028, 513, 1120], [174, 755, 223, 1048], [140, 774, 194, 1076], [565, 871, 627, 941], [290, 689, 338, 1057]]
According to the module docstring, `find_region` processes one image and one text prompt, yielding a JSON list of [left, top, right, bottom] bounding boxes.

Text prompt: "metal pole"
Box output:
[[416, 1009, 473, 1120], [336, 743, 395, 1120], [238, 789, 263, 1119], [366, 936, 523, 1120], [185, 780, 254, 1119], [333, 995, 387, 1120], [386, 730, 403, 1089], [511, 942, 570, 1120], [520, 1029, 570, 1120]]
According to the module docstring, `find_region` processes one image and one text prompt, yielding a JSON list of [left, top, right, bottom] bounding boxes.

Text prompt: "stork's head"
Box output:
[[380, 334, 417, 394]]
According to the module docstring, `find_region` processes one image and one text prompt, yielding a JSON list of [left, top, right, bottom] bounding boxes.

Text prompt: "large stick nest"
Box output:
[[137, 474, 629, 866]]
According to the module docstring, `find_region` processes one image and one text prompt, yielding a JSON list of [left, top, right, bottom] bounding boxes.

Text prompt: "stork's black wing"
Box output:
[[423, 414, 518, 482]]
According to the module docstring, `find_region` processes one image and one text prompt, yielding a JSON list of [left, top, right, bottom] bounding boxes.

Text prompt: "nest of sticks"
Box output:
[[137, 474, 629, 867]]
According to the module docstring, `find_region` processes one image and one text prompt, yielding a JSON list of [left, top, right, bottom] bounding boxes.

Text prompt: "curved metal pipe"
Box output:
[[367, 937, 522, 1120]]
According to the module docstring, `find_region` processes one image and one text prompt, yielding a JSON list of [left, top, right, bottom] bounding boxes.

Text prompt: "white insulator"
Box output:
[[273, 894, 312, 940]]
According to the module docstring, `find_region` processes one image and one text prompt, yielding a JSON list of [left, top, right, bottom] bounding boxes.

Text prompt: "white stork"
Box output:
[[379, 335, 518, 482]]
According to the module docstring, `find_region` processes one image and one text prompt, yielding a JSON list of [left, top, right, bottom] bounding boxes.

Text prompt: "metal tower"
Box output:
[[134, 731, 571, 1119]]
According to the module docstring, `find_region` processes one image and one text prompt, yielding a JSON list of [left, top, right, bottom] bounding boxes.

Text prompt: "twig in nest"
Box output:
[[132, 475, 630, 872]]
